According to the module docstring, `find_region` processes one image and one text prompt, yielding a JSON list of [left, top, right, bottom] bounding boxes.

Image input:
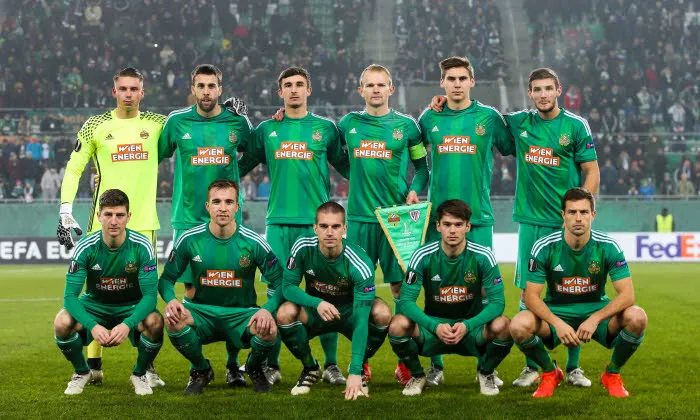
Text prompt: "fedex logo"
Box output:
[[636, 234, 700, 259]]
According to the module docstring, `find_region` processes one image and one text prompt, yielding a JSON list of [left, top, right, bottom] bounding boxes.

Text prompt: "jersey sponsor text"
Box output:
[[354, 140, 392, 159], [111, 144, 149, 162], [556, 276, 598, 294], [437, 136, 476, 154], [200, 270, 242, 287], [434, 285, 475, 303], [525, 146, 560, 166], [97, 277, 133, 291], [275, 142, 313, 160], [190, 147, 231, 165]]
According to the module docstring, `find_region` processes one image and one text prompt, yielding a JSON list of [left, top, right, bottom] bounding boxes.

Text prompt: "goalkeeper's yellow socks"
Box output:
[[87, 340, 103, 370]]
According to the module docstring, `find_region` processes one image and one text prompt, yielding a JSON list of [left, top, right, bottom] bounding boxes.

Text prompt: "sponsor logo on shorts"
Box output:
[[191, 147, 230, 165], [144, 264, 157, 272], [438, 136, 476, 154], [112, 143, 149, 162], [434, 285, 475, 303], [275, 142, 313, 160], [353, 141, 392, 159], [525, 146, 560, 166], [200, 270, 242, 288], [97, 277, 133, 291], [556, 276, 598, 294]]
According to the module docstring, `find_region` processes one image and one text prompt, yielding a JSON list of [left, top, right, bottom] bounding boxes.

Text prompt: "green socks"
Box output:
[[279, 322, 317, 369], [168, 326, 210, 371], [247, 336, 276, 370], [56, 333, 88, 373], [517, 335, 555, 372], [480, 338, 513, 374], [319, 332, 339, 368], [365, 323, 388, 360], [134, 334, 163, 376], [389, 334, 424, 376], [566, 345, 581, 371], [608, 329, 644, 373], [225, 341, 241, 370]]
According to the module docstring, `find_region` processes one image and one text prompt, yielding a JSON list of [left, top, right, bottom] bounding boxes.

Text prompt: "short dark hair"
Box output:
[[439, 56, 474, 80], [207, 179, 239, 200], [561, 187, 595, 212], [528, 67, 560, 90], [191, 64, 223, 86], [437, 199, 471, 223], [278, 66, 311, 89], [99, 189, 129, 212], [316, 201, 345, 223], [113, 67, 143, 83]]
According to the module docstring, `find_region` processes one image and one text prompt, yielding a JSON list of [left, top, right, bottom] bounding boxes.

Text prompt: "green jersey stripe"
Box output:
[[591, 232, 622, 253], [73, 233, 102, 259], [344, 247, 373, 279], [409, 242, 440, 268], [164, 106, 191, 125], [563, 110, 592, 136], [532, 233, 563, 257], [128, 236, 155, 260], [291, 241, 318, 259], [531, 230, 564, 251], [239, 226, 272, 252], [175, 224, 206, 249], [466, 243, 496, 266], [291, 237, 318, 256]]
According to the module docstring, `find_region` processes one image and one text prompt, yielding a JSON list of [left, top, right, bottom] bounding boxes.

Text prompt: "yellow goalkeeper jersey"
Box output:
[[60, 109, 166, 233]]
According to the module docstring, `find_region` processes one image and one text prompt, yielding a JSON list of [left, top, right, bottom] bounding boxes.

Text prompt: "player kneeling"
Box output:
[[54, 189, 163, 396], [277, 202, 390, 400], [159, 180, 283, 394], [510, 188, 647, 398], [388, 199, 513, 396]]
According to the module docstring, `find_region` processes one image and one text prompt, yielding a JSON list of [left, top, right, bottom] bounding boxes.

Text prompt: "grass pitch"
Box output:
[[0, 263, 697, 419]]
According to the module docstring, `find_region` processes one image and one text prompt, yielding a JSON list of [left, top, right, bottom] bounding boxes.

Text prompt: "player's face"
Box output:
[[278, 75, 311, 108], [314, 211, 347, 251], [440, 67, 474, 102], [358, 70, 394, 108], [192, 73, 222, 113], [206, 187, 239, 227], [98, 205, 131, 238], [437, 213, 471, 247], [112, 76, 144, 112], [528, 78, 561, 114], [562, 199, 596, 237]]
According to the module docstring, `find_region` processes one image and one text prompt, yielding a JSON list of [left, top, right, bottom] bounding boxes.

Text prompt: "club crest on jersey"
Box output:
[[239, 254, 251, 268], [464, 270, 477, 284], [588, 261, 601, 274], [229, 130, 237, 144], [475, 123, 486, 136], [337, 277, 349, 288], [392, 128, 403, 141], [559, 133, 571, 147], [125, 261, 138, 273], [312, 130, 322, 142], [388, 213, 401, 227], [140, 129, 149, 139], [410, 210, 420, 222]]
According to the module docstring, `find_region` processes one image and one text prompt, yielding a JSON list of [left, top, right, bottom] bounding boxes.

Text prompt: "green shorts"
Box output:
[[425, 223, 493, 249], [415, 315, 486, 357], [183, 299, 259, 349], [347, 221, 402, 283], [265, 224, 314, 283], [514, 223, 561, 289], [544, 300, 616, 349], [75, 296, 155, 347], [302, 301, 379, 340]]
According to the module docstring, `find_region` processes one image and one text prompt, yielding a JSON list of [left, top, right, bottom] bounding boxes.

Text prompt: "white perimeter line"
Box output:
[[1, 267, 64, 274], [0, 297, 61, 302]]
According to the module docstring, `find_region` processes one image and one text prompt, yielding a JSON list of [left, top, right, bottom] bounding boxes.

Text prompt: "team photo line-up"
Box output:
[[54, 59, 646, 400]]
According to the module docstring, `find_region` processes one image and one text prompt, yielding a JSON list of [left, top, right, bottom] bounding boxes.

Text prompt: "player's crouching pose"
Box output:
[[158, 180, 284, 394], [510, 188, 647, 398], [277, 202, 391, 400], [389, 199, 513, 396], [54, 189, 163, 396]]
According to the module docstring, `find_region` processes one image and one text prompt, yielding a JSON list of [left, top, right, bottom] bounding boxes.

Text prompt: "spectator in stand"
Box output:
[[639, 178, 655, 200], [40, 166, 61, 202], [334, 177, 349, 199], [600, 159, 618, 194], [0, 180, 6, 199], [239, 175, 256, 201], [610, 177, 629, 196], [23, 180, 34, 203], [674, 157, 693, 185], [675, 172, 695, 197], [10, 179, 23, 199], [256, 175, 271, 199], [659, 172, 675, 196]]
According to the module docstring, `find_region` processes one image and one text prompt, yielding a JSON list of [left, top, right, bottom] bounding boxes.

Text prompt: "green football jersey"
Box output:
[[527, 229, 630, 305], [401, 240, 504, 332], [239, 113, 349, 225], [64, 229, 158, 330], [419, 101, 514, 226], [158, 106, 253, 229], [283, 236, 376, 308], [338, 110, 427, 223], [505, 108, 597, 227], [159, 223, 283, 309]]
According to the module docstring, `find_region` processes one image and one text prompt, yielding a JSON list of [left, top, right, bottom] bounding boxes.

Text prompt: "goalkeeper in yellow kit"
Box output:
[[57, 67, 166, 388]]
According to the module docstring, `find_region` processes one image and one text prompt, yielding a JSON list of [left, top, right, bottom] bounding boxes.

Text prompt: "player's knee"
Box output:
[[390, 283, 402, 299], [53, 309, 75, 338], [256, 328, 278, 343], [144, 312, 164, 336], [622, 305, 647, 334], [489, 316, 511, 340], [388, 314, 412, 336], [276, 302, 300, 325], [370, 299, 392, 326], [184, 284, 195, 299], [509, 311, 536, 341]]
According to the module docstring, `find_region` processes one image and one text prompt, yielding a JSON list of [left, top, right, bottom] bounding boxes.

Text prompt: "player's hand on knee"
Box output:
[[91, 324, 111, 346], [317, 301, 340, 322], [165, 299, 185, 325], [248, 308, 275, 336], [272, 107, 285, 121], [576, 317, 599, 343], [429, 95, 447, 112], [555, 321, 580, 347], [105, 323, 130, 347], [436, 323, 456, 344], [344, 375, 368, 400]]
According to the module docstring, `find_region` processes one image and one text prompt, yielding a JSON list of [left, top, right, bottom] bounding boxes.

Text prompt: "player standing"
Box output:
[[239, 66, 350, 385], [53, 189, 163, 396], [158, 64, 254, 387], [158, 180, 283, 394], [57, 67, 166, 387], [337, 63, 428, 381], [418, 56, 514, 385], [510, 188, 647, 398], [388, 199, 512, 396], [276, 202, 391, 399]]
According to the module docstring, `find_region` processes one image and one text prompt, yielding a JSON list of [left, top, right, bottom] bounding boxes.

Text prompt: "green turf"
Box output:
[[0, 263, 696, 419]]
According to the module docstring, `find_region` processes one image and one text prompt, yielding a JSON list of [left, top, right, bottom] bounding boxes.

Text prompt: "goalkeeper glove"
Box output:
[[224, 96, 248, 116], [57, 203, 83, 251]]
